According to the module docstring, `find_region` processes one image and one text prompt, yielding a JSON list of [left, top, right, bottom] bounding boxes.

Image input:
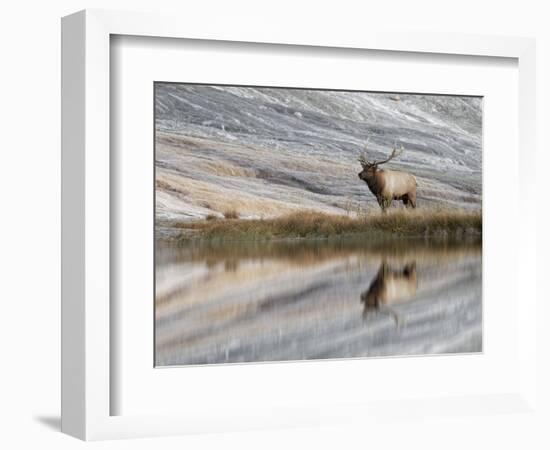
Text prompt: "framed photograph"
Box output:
[[61, 9, 538, 440], [153, 83, 483, 367]]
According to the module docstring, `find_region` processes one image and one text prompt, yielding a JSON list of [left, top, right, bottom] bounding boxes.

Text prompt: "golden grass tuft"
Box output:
[[173, 208, 481, 242], [223, 209, 240, 220]]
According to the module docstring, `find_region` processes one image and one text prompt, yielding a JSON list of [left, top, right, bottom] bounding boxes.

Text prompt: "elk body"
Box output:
[[358, 144, 417, 211]]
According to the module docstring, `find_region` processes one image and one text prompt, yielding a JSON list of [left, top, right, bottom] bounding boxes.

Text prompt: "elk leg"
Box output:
[[377, 196, 386, 212], [379, 197, 391, 211], [379, 306, 403, 327]]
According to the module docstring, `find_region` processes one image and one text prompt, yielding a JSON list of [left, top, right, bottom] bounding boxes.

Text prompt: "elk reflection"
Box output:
[[361, 261, 418, 325]]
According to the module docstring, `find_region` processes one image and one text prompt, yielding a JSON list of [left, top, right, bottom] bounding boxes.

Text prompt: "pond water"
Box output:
[[155, 238, 482, 366]]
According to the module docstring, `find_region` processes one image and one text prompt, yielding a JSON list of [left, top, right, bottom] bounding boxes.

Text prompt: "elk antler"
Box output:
[[358, 151, 371, 168], [358, 138, 372, 168], [372, 144, 404, 166]]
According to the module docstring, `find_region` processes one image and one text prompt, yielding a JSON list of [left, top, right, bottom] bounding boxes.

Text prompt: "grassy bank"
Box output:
[[169, 209, 482, 243]]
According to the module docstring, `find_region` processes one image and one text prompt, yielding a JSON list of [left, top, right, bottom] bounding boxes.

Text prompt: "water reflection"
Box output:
[[155, 237, 482, 366], [361, 262, 418, 325]]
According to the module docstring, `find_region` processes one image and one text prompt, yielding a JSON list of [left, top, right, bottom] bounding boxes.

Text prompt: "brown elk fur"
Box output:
[[358, 145, 417, 211]]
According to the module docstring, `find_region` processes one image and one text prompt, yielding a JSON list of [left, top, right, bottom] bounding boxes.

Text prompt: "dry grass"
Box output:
[[223, 209, 240, 220], [173, 208, 482, 242]]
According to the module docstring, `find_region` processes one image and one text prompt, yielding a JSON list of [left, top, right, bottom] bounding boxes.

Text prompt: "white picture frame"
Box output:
[[61, 9, 537, 441]]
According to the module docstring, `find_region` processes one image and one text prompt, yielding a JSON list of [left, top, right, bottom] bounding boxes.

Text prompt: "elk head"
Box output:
[[357, 141, 404, 181]]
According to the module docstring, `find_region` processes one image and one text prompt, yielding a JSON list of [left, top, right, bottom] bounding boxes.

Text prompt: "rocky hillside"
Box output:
[[155, 84, 482, 222]]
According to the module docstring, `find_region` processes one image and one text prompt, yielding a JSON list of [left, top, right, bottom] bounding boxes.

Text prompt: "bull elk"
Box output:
[[358, 142, 417, 211], [361, 261, 418, 325]]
